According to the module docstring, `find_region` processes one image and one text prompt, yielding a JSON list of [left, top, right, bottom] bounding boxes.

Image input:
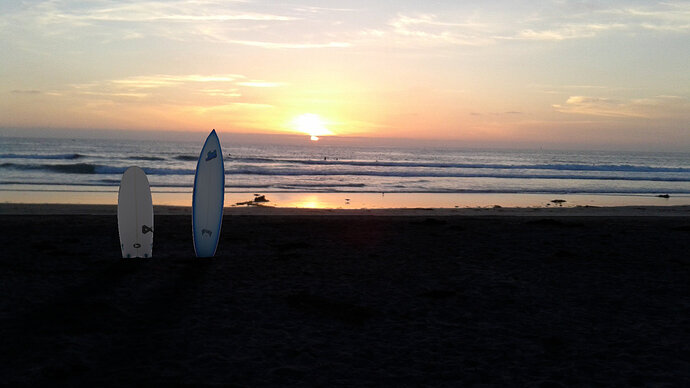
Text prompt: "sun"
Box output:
[[291, 113, 333, 141]]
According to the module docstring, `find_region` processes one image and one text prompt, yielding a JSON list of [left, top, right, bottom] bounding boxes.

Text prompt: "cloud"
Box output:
[[11, 90, 42, 95], [61, 73, 281, 109], [553, 96, 644, 118], [193, 102, 274, 115], [33, 0, 296, 24], [470, 110, 523, 116], [201, 89, 242, 98], [385, 13, 496, 47], [236, 81, 286, 88], [605, 3, 690, 32], [293, 6, 359, 13], [3, 1, 689, 52], [514, 2, 690, 41], [553, 95, 690, 118], [1, 0, 358, 49], [368, 2, 690, 49], [378, 12, 614, 48], [228, 40, 351, 49], [515, 23, 625, 41], [16, 71, 283, 130]]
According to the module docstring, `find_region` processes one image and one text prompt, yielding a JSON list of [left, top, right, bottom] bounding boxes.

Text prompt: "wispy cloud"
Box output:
[[604, 3, 690, 32], [2, 0, 357, 49], [292, 6, 359, 14], [4, 1, 689, 51], [553, 95, 690, 118], [384, 13, 496, 46], [236, 81, 285, 88], [33, 0, 296, 24], [228, 40, 351, 49], [193, 102, 274, 115], [530, 83, 642, 96], [11, 89, 42, 95], [26, 71, 283, 129], [62, 73, 282, 108], [514, 23, 625, 41], [201, 89, 242, 98], [469, 111, 524, 117], [519, 2, 690, 40], [370, 2, 690, 48], [553, 96, 640, 118], [109, 74, 245, 87]]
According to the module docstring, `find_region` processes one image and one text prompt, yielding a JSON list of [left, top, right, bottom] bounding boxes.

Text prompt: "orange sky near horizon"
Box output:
[[1, 1, 689, 150]]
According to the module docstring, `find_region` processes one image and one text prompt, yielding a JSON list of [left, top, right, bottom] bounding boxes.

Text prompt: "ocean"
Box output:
[[1, 135, 690, 208]]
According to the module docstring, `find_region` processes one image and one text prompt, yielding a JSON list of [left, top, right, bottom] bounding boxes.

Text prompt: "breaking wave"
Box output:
[[0, 153, 84, 160], [224, 166, 690, 182], [227, 157, 690, 174], [0, 163, 193, 176], [2, 161, 689, 183]]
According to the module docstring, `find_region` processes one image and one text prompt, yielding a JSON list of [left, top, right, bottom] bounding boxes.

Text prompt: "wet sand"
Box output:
[[1, 204, 689, 386]]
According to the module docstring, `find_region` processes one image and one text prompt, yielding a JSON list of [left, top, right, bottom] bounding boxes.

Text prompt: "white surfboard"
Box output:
[[192, 129, 225, 257], [117, 166, 154, 258]]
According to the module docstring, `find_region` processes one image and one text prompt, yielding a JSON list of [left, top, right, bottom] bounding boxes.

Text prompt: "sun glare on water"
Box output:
[[291, 113, 333, 141]]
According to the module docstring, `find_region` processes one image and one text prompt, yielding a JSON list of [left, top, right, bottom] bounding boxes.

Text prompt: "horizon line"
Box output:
[[1, 126, 688, 153]]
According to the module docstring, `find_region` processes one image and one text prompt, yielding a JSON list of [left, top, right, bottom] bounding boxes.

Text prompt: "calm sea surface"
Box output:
[[1, 136, 690, 206]]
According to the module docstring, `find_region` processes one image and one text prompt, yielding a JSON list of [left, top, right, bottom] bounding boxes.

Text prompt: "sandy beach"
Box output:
[[1, 204, 689, 386]]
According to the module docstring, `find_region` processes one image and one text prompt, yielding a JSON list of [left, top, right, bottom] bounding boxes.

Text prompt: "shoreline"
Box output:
[[2, 202, 690, 216], [2, 185, 689, 209]]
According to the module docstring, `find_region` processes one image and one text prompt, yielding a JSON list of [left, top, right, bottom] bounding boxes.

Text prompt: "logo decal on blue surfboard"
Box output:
[[206, 150, 217, 161], [202, 228, 213, 237]]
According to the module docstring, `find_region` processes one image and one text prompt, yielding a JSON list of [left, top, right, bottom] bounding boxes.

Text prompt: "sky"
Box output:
[[1, 0, 689, 150]]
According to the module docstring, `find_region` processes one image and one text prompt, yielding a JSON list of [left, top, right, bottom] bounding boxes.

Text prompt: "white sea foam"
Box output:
[[1, 136, 689, 195]]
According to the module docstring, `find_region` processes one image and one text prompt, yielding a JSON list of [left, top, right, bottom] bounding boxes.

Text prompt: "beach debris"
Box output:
[[551, 199, 566, 206], [235, 194, 271, 206], [253, 194, 269, 202], [657, 194, 670, 198], [345, 198, 350, 205]]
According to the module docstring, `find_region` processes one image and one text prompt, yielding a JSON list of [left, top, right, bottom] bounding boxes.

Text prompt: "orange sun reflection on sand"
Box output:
[[283, 194, 329, 209]]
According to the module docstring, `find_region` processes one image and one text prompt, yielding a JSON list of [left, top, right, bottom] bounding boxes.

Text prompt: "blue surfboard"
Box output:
[[192, 129, 225, 257]]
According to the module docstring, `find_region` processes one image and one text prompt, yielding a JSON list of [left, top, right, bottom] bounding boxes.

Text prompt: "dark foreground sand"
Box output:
[[1, 205, 689, 386]]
